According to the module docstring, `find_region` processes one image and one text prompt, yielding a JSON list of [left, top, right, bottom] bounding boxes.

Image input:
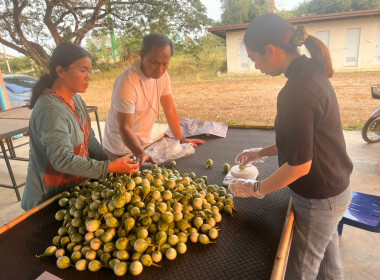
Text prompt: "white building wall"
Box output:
[[226, 30, 260, 74], [226, 16, 380, 73]]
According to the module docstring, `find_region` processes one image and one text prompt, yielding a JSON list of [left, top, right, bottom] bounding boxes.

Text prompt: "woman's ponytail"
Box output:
[[28, 74, 54, 109], [304, 35, 334, 78], [291, 25, 333, 78], [244, 14, 334, 78]]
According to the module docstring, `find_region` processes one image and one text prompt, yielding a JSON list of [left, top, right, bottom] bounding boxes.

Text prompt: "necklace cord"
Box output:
[[139, 79, 163, 123]]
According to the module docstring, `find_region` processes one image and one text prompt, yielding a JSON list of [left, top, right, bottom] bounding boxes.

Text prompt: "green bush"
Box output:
[[0, 56, 34, 74]]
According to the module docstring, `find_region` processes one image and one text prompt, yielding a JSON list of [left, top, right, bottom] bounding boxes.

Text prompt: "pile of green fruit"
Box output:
[[37, 164, 235, 276]]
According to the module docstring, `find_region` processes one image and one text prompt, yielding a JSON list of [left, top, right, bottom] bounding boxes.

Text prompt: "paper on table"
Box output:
[[165, 118, 228, 138], [36, 271, 62, 280]]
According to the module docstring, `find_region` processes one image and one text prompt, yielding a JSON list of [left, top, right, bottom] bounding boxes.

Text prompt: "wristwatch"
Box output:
[[253, 181, 265, 199]]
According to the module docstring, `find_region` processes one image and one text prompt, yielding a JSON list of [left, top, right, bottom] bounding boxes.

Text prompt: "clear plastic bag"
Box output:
[[145, 138, 195, 165]]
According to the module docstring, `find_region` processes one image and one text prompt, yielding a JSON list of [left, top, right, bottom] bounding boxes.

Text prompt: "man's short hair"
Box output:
[[142, 33, 174, 56]]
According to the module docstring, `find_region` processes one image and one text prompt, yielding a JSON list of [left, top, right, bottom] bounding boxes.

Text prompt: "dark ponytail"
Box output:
[[304, 35, 333, 78], [29, 42, 91, 109], [244, 13, 333, 78], [29, 74, 54, 109]]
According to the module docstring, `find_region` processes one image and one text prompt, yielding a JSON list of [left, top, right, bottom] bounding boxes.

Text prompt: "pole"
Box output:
[[1, 44, 12, 73], [0, 68, 11, 110], [105, 0, 120, 61]]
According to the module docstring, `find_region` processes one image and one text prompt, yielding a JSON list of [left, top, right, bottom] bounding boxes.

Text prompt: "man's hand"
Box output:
[[108, 157, 140, 174], [135, 150, 156, 166], [180, 138, 205, 148]]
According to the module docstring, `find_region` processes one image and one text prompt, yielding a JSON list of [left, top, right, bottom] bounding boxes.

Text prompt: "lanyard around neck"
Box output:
[[139, 79, 163, 123]]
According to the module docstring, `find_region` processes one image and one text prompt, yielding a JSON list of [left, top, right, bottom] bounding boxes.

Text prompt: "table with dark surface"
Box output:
[[0, 118, 30, 201], [0, 106, 102, 143], [0, 128, 291, 280], [0, 106, 32, 120]]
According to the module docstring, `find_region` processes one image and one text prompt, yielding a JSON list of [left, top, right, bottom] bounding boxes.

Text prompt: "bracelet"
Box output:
[[179, 137, 186, 143], [253, 181, 265, 198]]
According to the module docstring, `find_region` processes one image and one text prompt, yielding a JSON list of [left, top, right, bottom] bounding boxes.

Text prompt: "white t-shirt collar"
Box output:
[[132, 58, 153, 82]]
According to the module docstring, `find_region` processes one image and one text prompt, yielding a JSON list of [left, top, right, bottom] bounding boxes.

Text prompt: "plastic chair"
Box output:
[[338, 191, 380, 235]]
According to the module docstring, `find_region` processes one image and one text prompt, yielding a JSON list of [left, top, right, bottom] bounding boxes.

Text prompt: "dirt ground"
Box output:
[[82, 71, 380, 129]]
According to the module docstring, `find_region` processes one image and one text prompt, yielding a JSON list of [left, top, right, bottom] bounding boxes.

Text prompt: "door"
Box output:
[[375, 26, 380, 64], [239, 40, 250, 72], [344, 28, 361, 67], [316, 30, 330, 48]]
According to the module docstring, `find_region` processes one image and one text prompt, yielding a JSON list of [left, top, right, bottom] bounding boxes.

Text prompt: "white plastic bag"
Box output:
[[145, 138, 195, 165]]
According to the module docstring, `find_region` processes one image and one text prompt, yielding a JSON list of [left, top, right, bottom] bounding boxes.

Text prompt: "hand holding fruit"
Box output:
[[235, 147, 265, 167], [108, 157, 140, 174]]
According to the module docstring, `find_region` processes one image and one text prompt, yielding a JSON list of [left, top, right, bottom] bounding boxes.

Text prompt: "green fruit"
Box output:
[[151, 250, 162, 262], [106, 216, 119, 228], [71, 251, 82, 263], [55, 209, 66, 221], [36, 245, 57, 258], [115, 237, 128, 250], [114, 261, 128, 276], [55, 248, 65, 258], [88, 260, 102, 272], [129, 260, 143, 276], [165, 247, 177, 260], [56, 256, 71, 269], [90, 238, 102, 251], [108, 258, 120, 270], [75, 259, 87, 271], [86, 219, 101, 232], [85, 250, 97, 261], [58, 198, 69, 207], [206, 159, 213, 168], [176, 242, 187, 254], [116, 250, 129, 261], [133, 239, 148, 253], [100, 253, 112, 265], [223, 163, 231, 173]]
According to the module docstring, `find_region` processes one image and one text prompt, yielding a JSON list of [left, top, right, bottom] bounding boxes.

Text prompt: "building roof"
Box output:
[[208, 9, 380, 39], [0, 52, 16, 60]]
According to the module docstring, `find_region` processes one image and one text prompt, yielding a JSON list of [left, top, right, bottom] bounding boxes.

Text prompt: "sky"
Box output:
[[3, 0, 304, 57], [201, 0, 305, 21]]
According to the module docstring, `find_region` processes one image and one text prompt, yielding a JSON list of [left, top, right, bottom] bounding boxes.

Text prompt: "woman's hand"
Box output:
[[228, 179, 264, 199], [235, 148, 264, 166], [108, 157, 140, 174]]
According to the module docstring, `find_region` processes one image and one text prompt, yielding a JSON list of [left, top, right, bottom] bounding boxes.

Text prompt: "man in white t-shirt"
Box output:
[[103, 33, 204, 165]]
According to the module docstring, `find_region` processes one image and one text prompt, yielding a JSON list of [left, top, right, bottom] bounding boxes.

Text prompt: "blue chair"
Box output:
[[338, 191, 380, 235]]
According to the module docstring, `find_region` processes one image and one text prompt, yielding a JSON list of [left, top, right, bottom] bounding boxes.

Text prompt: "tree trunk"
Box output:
[[266, 0, 275, 12]]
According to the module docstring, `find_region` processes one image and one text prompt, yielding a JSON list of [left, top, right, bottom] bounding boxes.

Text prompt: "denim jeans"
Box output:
[[285, 186, 352, 280]]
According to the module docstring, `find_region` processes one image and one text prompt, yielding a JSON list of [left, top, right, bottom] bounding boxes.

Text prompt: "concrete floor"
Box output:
[[0, 122, 379, 279]]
